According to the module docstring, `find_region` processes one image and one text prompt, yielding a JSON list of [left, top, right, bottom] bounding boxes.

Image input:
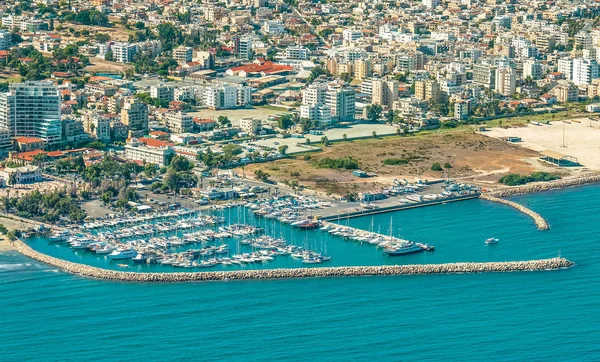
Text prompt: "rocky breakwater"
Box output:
[[479, 194, 549, 230], [488, 174, 600, 198], [14, 239, 572, 282]]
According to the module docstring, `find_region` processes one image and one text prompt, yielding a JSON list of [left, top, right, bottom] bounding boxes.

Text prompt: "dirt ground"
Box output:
[[84, 58, 133, 73], [245, 129, 562, 196]]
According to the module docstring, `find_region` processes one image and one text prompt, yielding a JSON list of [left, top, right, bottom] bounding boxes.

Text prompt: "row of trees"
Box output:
[[4, 189, 85, 222]]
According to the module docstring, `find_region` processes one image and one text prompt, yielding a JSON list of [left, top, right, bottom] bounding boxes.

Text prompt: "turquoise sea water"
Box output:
[[1, 185, 599, 361]]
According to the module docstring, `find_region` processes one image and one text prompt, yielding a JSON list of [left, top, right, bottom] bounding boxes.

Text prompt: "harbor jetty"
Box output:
[[13, 239, 572, 282], [479, 194, 549, 230], [488, 173, 600, 197]]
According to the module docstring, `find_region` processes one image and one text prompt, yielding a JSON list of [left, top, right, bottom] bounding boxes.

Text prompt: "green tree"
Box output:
[[277, 114, 294, 129], [431, 163, 443, 171], [385, 109, 395, 124], [105, 49, 114, 62], [278, 145, 289, 155], [218, 115, 231, 127], [366, 104, 383, 121]]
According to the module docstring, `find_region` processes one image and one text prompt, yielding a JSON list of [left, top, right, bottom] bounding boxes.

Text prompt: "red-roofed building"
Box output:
[[138, 137, 175, 148], [149, 130, 170, 140], [13, 137, 44, 152], [226, 61, 294, 78], [193, 118, 217, 132]]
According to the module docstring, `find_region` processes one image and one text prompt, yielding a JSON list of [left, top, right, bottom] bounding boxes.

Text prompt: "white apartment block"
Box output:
[[239, 118, 262, 134], [173, 46, 193, 64], [285, 46, 309, 60], [523, 59, 542, 80], [125, 140, 175, 167], [573, 58, 599, 85], [164, 111, 193, 133]]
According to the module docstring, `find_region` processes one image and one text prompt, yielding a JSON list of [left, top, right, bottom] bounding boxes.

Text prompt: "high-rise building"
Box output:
[[111, 42, 137, 63], [121, 97, 148, 135], [371, 79, 398, 107], [235, 37, 253, 59], [327, 86, 355, 122], [414, 80, 441, 102], [495, 67, 516, 96], [173, 46, 193, 64], [523, 59, 542, 80], [239, 118, 262, 135], [0, 81, 62, 147], [558, 58, 573, 80], [354, 59, 372, 80], [205, 85, 251, 109], [573, 58, 599, 85], [164, 111, 193, 133], [0, 29, 12, 50], [473, 64, 497, 89], [302, 83, 328, 106], [150, 83, 175, 102], [300, 83, 333, 126]]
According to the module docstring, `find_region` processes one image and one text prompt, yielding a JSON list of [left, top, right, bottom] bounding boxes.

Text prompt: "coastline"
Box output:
[[0, 236, 14, 252], [13, 238, 573, 283], [487, 173, 600, 197]]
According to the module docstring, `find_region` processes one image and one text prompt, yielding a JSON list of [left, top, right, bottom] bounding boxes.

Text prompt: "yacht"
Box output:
[[49, 230, 70, 242], [132, 254, 147, 263], [384, 243, 424, 255], [109, 248, 138, 260], [485, 238, 499, 244]]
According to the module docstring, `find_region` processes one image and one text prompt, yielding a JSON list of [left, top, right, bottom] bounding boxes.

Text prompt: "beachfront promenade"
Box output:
[[13, 239, 572, 282]]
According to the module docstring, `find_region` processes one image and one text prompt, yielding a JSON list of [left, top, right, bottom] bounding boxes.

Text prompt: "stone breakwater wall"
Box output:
[[14, 239, 572, 282], [479, 194, 550, 230], [488, 174, 600, 198]]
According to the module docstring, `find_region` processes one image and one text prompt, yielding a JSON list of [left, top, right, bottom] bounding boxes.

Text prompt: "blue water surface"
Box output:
[[1, 185, 599, 361]]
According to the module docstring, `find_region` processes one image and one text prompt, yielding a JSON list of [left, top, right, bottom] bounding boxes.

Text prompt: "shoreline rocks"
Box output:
[[488, 173, 600, 198], [479, 194, 549, 230], [13, 239, 573, 283]]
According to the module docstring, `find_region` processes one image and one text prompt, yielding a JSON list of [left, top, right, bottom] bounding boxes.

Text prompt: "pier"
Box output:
[[13, 239, 572, 282], [319, 193, 480, 221], [479, 194, 549, 230]]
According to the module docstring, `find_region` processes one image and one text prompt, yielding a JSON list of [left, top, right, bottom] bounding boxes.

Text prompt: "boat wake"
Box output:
[[0, 263, 33, 270]]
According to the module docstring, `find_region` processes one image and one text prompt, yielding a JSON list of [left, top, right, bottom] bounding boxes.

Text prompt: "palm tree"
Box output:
[[342, 134, 348, 141]]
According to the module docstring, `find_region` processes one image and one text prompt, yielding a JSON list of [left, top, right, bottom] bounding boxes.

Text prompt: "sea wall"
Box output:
[[13, 239, 572, 283], [488, 174, 600, 197], [479, 194, 549, 230]]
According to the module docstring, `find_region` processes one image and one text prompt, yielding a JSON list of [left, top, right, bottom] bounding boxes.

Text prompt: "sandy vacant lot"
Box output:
[[484, 118, 600, 169], [246, 130, 546, 196], [85, 58, 133, 73], [189, 107, 291, 123]]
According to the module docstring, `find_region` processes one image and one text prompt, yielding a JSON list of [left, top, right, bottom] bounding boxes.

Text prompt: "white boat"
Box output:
[[485, 238, 499, 244], [109, 248, 137, 260], [49, 230, 70, 242], [384, 243, 424, 255]]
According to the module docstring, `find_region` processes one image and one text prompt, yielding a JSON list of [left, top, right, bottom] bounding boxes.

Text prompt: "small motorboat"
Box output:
[[485, 238, 499, 244]]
